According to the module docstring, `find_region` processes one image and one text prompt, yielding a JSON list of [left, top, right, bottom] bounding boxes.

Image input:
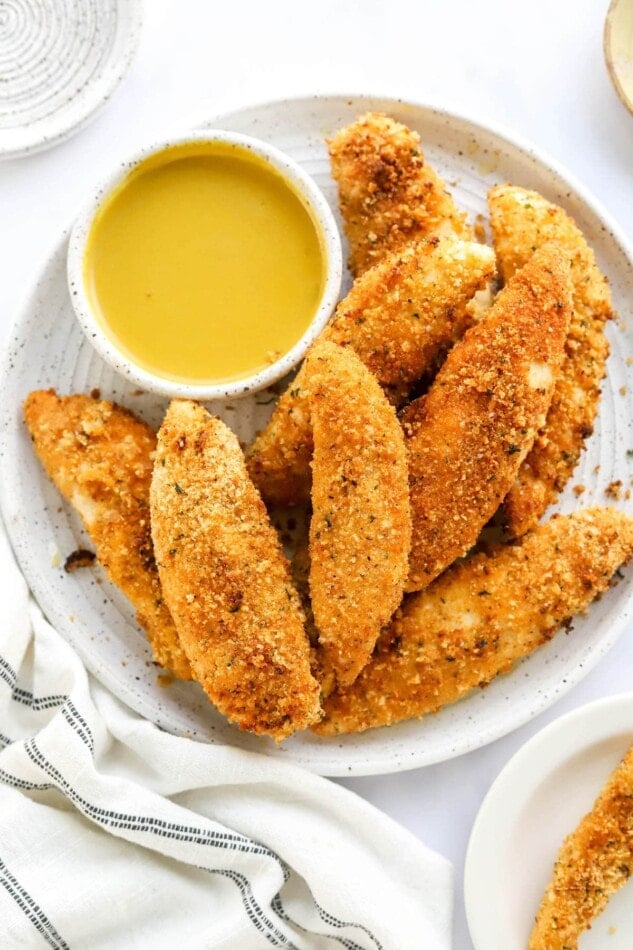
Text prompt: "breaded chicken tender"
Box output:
[[403, 244, 572, 592], [289, 538, 336, 695], [530, 743, 633, 950], [247, 237, 495, 507], [290, 537, 316, 643], [314, 508, 633, 735], [24, 390, 191, 680], [304, 342, 411, 688], [150, 400, 320, 741], [326, 237, 495, 402], [328, 112, 471, 275], [489, 185, 612, 537]]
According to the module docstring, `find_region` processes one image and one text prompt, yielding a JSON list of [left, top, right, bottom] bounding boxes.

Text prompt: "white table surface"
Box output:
[[1, 1, 631, 947]]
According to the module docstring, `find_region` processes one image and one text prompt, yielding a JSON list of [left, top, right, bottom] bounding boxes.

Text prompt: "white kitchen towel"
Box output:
[[0, 526, 452, 950]]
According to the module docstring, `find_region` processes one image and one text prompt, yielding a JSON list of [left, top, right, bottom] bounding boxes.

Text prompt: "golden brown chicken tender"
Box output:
[[328, 111, 471, 275], [403, 243, 572, 592], [303, 341, 411, 689], [530, 744, 633, 950], [24, 390, 191, 680], [246, 237, 495, 507], [314, 507, 633, 735], [150, 399, 320, 741], [489, 185, 612, 537], [326, 237, 495, 401]]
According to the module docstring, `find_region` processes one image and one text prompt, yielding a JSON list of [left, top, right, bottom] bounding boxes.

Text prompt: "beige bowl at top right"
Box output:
[[605, 0, 633, 115]]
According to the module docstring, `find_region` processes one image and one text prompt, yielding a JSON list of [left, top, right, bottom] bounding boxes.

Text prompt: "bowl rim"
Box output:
[[67, 128, 343, 400]]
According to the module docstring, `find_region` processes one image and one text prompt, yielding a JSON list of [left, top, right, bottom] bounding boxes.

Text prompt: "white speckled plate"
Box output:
[[0, 0, 142, 159], [1, 95, 633, 776], [465, 693, 633, 949]]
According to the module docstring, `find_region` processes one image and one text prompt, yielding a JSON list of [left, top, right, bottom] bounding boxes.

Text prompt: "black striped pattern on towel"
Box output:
[[0, 653, 383, 950]]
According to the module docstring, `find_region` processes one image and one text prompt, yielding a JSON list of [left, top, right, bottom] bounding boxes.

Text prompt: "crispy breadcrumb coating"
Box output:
[[289, 537, 316, 643], [150, 400, 320, 741], [304, 342, 411, 688], [314, 508, 633, 735], [530, 743, 633, 950], [289, 538, 338, 698], [246, 237, 495, 506], [24, 390, 191, 680], [403, 244, 572, 592], [489, 185, 612, 537], [325, 237, 495, 401], [328, 111, 471, 275]]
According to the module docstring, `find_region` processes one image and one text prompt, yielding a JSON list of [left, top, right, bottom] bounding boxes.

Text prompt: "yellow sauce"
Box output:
[[84, 141, 326, 384]]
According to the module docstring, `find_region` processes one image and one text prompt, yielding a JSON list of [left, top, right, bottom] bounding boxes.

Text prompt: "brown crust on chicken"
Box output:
[[304, 342, 411, 688], [325, 238, 495, 401], [314, 508, 633, 735], [246, 237, 495, 507], [245, 374, 313, 509], [490, 185, 612, 537], [403, 243, 572, 591], [63, 549, 97, 573], [327, 111, 471, 275], [530, 744, 633, 950], [150, 400, 320, 741], [24, 390, 191, 679]]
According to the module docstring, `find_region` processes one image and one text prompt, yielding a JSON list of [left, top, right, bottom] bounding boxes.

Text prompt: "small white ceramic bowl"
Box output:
[[67, 130, 343, 400]]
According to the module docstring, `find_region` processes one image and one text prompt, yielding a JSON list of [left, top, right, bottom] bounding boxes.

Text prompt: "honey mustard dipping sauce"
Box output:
[[83, 140, 328, 385]]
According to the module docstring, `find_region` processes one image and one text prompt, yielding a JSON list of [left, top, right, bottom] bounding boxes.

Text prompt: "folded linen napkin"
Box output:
[[0, 526, 452, 949]]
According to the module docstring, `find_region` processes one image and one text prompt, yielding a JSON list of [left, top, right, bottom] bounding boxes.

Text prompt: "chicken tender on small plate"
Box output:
[[150, 399, 320, 741], [247, 237, 495, 507], [24, 390, 191, 680], [530, 742, 633, 950], [328, 111, 471, 275], [489, 184, 612, 537], [304, 341, 411, 689], [314, 507, 633, 736], [403, 243, 572, 592]]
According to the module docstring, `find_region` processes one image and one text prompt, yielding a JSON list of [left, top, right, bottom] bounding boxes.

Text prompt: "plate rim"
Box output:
[[464, 691, 633, 948], [188, 90, 633, 269], [2, 92, 633, 777]]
